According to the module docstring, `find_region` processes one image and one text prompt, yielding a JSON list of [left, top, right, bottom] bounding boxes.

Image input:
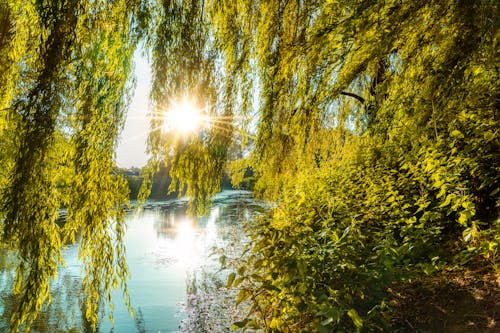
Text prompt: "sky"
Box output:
[[116, 51, 151, 168]]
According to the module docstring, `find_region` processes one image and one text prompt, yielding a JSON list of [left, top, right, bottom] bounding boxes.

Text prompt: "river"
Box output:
[[0, 190, 263, 333]]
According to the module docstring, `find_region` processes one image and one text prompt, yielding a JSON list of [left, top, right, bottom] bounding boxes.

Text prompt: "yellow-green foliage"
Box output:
[[0, 1, 148, 331], [193, 0, 499, 331], [143, 0, 233, 215], [1, 0, 498, 331], [146, 0, 498, 329]]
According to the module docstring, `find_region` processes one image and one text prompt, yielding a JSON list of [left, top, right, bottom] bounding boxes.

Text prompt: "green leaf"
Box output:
[[451, 130, 464, 138], [236, 289, 250, 306], [439, 194, 453, 208], [263, 283, 281, 292], [321, 317, 333, 326], [347, 309, 363, 328], [231, 319, 250, 329], [318, 326, 330, 333], [226, 272, 236, 289], [234, 277, 245, 287]]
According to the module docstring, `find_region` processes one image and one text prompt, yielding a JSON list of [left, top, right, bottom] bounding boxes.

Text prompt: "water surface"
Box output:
[[0, 190, 261, 333]]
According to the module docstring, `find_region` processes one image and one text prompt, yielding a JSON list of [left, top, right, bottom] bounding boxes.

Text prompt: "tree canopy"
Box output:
[[1, 0, 499, 331], [151, 1, 498, 330]]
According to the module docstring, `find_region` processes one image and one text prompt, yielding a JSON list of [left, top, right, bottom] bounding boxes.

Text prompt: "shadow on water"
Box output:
[[0, 254, 92, 333]]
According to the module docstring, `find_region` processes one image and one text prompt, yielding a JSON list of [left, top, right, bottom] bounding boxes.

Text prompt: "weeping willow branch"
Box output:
[[340, 91, 365, 104]]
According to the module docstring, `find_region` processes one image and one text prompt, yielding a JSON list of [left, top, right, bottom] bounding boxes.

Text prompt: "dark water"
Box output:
[[0, 190, 263, 333]]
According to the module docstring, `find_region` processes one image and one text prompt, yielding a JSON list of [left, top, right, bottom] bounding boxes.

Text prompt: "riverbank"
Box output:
[[390, 266, 499, 332]]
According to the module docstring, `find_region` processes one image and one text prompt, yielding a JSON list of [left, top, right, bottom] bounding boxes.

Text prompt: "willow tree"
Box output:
[[148, 0, 499, 330], [143, 0, 234, 214], [0, 1, 148, 331], [1, 0, 498, 331]]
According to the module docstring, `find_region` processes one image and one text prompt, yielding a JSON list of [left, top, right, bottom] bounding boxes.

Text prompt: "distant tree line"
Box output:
[[116, 165, 251, 200]]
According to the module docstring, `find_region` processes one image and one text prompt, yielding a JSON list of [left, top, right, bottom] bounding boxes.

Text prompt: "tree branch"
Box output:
[[340, 91, 365, 104]]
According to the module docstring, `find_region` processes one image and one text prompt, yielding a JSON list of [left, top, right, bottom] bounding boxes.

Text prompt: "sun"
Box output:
[[163, 100, 203, 134]]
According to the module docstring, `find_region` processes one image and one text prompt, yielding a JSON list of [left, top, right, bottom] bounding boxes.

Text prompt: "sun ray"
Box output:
[[118, 122, 168, 145]]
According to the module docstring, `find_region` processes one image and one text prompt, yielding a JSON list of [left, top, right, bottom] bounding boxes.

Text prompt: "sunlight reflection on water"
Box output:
[[0, 190, 259, 333], [144, 204, 221, 271]]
